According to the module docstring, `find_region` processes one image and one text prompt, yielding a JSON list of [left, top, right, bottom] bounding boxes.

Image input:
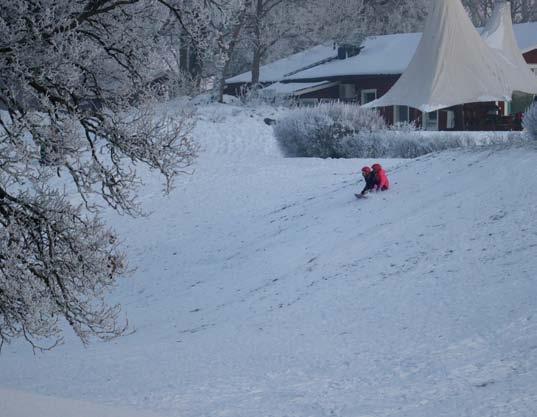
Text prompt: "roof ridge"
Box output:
[[283, 55, 338, 78]]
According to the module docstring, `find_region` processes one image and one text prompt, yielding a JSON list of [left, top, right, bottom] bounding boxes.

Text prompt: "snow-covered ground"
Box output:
[[0, 388, 163, 417], [1, 103, 537, 417]]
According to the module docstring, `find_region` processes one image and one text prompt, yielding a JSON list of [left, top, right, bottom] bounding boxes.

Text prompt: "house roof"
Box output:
[[286, 33, 422, 81], [226, 44, 336, 84], [225, 21, 537, 85]]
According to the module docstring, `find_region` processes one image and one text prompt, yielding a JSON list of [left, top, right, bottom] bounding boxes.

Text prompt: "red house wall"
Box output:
[[379, 106, 394, 124], [300, 85, 340, 99], [410, 108, 422, 127], [350, 75, 401, 98], [342, 75, 425, 126], [523, 49, 537, 64]]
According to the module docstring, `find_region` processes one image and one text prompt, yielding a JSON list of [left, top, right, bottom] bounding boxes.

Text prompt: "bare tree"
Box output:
[[463, 0, 537, 25], [463, 0, 496, 25], [157, 0, 252, 102], [511, 0, 537, 22], [243, 0, 295, 86], [0, 0, 197, 351], [156, 0, 218, 94], [212, 0, 252, 102]]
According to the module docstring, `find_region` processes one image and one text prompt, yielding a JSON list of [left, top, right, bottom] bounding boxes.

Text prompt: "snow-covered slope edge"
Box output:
[[0, 104, 536, 417], [0, 389, 164, 417]]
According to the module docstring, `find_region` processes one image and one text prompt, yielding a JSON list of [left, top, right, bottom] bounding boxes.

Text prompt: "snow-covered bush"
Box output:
[[340, 130, 527, 158], [274, 102, 530, 159], [523, 102, 537, 140], [273, 102, 386, 158], [238, 86, 296, 108], [390, 121, 419, 132]]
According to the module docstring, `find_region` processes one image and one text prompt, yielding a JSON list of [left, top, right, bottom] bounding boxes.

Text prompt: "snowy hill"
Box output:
[[1, 103, 537, 417]]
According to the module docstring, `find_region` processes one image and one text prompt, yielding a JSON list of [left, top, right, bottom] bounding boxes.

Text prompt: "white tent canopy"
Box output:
[[364, 0, 537, 112], [481, 1, 537, 95]]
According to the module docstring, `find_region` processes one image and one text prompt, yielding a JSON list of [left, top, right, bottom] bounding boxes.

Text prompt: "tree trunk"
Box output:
[[216, 60, 231, 103], [251, 47, 262, 86], [215, 1, 251, 103], [250, 0, 264, 87]]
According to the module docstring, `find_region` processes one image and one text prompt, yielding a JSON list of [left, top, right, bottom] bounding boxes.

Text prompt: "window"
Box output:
[[446, 110, 455, 129], [361, 89, 377, 105], [427, 111, 438, 121], [532, 66, 537, 76], [394, 105, 410, 123], [506, 100, 512, 115], [423, 111, 438, 130]]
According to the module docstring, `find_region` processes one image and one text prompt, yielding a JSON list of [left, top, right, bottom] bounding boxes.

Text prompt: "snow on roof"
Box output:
[[226, 21, 537, 85], [263, 81, 333, 95], [512, 22, 537, 52], [225, 44, 336, 84], [286, 33, 422, 80]]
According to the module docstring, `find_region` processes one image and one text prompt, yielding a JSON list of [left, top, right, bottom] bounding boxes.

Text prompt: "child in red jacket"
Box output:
[[371, 163, 390, 191], [356, 164, 390, 198], [359, 166, 377, 196]]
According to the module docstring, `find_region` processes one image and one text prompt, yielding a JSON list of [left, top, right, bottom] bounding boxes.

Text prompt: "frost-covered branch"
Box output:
[[0, 0, 197, 350]]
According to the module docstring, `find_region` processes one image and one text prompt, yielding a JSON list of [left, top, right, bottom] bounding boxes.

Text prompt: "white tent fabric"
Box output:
[[481, 1, 537, 95], [364, 0, 537, 112]]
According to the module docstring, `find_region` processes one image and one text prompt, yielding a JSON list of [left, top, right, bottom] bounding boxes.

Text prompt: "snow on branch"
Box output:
[[0, 0, 197, 350]]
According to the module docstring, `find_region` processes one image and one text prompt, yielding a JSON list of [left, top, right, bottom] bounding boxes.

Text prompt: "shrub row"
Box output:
[[274, 102, 533, 159]]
